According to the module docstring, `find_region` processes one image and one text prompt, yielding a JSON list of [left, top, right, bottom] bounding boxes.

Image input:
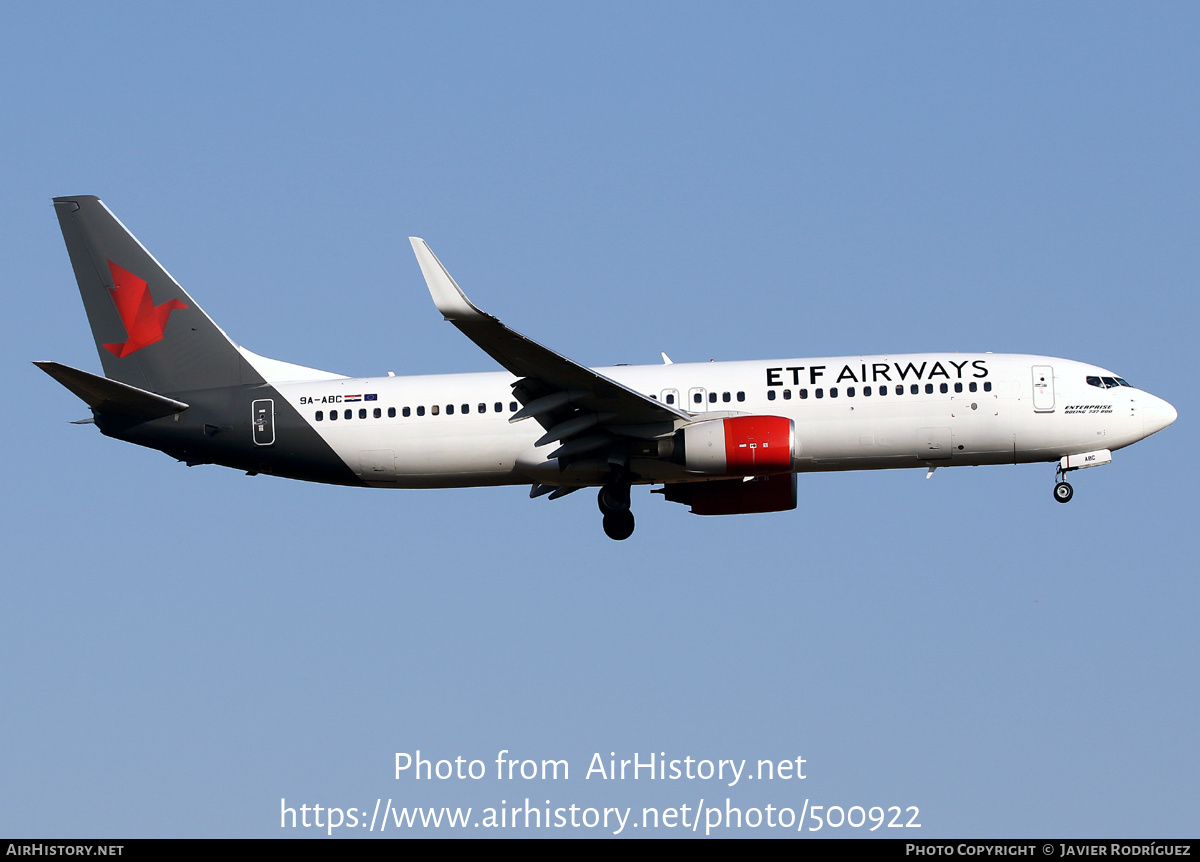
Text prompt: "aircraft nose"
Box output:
[[1142, 396, 1177, 438]]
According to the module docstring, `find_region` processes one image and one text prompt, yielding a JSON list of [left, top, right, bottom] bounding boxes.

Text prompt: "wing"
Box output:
[[410, 238, 690, 465]]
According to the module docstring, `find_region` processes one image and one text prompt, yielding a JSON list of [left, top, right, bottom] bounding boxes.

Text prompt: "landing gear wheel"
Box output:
[[599, 474, 634, 539], [603, 511, 635, 541], [597, 483, 630, 514], [1053, 481, 1074, 504]]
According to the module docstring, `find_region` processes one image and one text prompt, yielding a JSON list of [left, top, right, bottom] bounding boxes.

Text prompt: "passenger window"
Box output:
[[954, 382, 962, 393], [767, 390, 776, 401], [431, 405, 439, 416], [446, 404, 454, 415], [800, 389, 808, 399], [478, 403, 486, 413], [374, 407, 382, 418], [783, 389, 792, 400], [694, 392, 703, 404], [417, 406, 425, 416], [509, 401, 518, 411], [924, 384, 934, 394], [495, 402, 502, 412], [878, 385, 886, 396], [329, 410, 337, 421], [708, 392, 717, 403], [816, 388, 824, 399], [863, 386, 871, 396], [983, 382, 992, 392], [910, 384, 919, 395], [969, 382, 978, 393], [399, 407, 407, 417], [462, 404, 470, 414], [896, 385, 903, 395], [830, 387, 838, 398], [847, 387, 855, 397], [315, 411, 323, 421], [939, 383, 948, 394], [666, 393, 675, 405], [737, 391, 745, 402], [359, 408, 367, 419], [344, 409, 352, 420], [723, 391, 731, 402]]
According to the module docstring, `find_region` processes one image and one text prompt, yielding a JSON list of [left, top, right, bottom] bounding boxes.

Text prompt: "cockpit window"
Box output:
[[1087, 375, 1133, 389]]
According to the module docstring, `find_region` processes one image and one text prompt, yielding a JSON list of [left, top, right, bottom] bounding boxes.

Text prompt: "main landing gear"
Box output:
[[1053, 465, 1074, 504], [598, 478, 634, 541]]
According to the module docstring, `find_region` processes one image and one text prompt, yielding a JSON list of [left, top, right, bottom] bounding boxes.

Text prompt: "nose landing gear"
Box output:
[[598, 478, 634, 540], [1051, 449, 1113, 503], [1053, 465, 1074, 504]]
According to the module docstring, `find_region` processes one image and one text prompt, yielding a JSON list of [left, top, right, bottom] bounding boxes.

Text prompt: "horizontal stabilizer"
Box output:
[[34, 361, 189, 420]]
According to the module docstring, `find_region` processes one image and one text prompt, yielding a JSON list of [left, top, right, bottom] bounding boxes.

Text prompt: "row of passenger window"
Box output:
[[654, 391, 748, 406], [767, 381, 992, 401], [315, 401, 520, 422], [313, 380, 995, 422], [700, 391, 745, 405]]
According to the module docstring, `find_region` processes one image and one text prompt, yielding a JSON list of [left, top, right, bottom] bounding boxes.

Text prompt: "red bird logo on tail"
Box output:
[[103, 260, 188, 357]]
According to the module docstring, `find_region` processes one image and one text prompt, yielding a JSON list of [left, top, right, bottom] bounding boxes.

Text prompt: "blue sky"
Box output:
[[3, 2, 1197, 837]]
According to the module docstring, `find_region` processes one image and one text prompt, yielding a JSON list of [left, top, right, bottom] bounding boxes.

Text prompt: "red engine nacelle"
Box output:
[[682, 415, 795, 476]]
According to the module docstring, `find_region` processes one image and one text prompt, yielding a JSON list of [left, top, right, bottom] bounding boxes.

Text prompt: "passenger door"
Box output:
[[1032, 365, 1055, 412], [252, 399, 275, 446]]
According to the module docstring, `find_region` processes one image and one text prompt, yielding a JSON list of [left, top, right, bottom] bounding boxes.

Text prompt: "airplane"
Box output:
[[38, 195, 1177, 540]]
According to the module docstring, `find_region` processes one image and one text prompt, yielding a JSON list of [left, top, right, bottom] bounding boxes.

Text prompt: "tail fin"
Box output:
[[52, 196, 263, 394]]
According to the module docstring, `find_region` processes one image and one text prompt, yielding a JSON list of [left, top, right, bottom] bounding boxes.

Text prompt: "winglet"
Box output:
[[409, 237, 484, 321]]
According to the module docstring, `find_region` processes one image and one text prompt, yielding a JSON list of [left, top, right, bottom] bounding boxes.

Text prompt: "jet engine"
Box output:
[[681, 415, 795, 476]]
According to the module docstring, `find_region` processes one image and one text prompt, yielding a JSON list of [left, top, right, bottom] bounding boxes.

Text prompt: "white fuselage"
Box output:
[[275, 353, 1175, 489], [47, 199, 1178, 538]]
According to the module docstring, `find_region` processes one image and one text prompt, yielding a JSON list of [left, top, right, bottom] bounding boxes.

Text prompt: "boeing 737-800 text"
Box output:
[[38, 196, 1177, 539]]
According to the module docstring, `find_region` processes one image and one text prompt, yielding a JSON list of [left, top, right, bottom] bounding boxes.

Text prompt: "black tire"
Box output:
[[597, 484, 630, 515], [602, 511, 635, 541], [1053, 481, 1074, 504]]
